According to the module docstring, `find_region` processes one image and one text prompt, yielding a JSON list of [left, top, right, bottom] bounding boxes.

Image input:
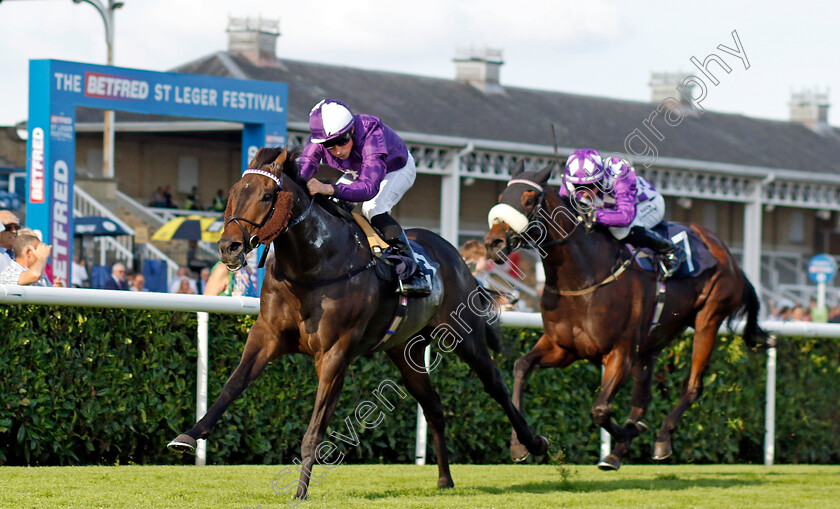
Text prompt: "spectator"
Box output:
[[197, 266, 211, 294], [769, 299, 795, 320], [163, 185, 174, 208], [212, 189, 227, 213], [71, 254, 89, 288], [809, 298, 829, 323], [204, 260, 258, 297], [0, 210, 22, 275], [459, 239, 522, 310], [791, 303, 810, 322], [828, 306, 840, 323], [104, 263, 129, 290], [459, 240, 491, 286], [17, 227, 59, 286], [131, 274, 148, 291], [185, 186, 202, 211], [168, 266, 198, 294], [151, 187, 166, 207], [177, 277, 196, 294], [0, 233, 52, 286], [131, 273, 149, 292]]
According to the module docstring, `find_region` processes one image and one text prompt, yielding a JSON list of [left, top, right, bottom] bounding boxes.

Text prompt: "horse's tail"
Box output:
[[728, 271, 768, 348]]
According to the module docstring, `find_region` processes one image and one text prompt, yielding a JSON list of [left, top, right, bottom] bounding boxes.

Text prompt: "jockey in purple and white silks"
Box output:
[[298, 99, 430, 296], [560, 148, 684, 277]]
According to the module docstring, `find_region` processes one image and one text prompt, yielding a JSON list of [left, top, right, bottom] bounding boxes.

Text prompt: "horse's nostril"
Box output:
[[228, 242, 242, 253]]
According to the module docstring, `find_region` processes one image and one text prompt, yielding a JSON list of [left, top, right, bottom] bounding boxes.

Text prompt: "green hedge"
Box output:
[[1, 305, 839, 466]]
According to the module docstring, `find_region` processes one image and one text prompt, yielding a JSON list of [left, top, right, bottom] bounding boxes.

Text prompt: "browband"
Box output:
[[243, 169, 282, 188], [507, 179, 544, 192]]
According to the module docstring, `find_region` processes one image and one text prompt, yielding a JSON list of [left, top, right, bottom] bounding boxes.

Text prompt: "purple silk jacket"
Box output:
[[560, 168, 657, 228], [298, 114, 409, 202]]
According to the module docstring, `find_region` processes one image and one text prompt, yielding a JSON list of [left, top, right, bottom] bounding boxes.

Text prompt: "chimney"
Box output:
[[789, 89, 831, 134], [454, 47, 504, 94], [649, 72, 694, 106], [227, 16, 280, 67]]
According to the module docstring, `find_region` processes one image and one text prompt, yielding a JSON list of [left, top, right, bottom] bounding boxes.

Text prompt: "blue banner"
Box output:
[[26, 60, 287, 286]]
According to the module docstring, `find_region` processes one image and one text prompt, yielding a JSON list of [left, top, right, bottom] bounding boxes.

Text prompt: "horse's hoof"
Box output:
[[597, 454, 621, 471], [511, 441, 530, 462], [652, 440, 672, 460], [530, 435, 550, 456], [635, 421, 649, 433], [167, 434, 197, 454], [438, 477, 454, 489]]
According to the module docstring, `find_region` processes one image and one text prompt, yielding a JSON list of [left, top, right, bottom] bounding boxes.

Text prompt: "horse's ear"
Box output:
[[270, 147, 288, 175], [534, 161, 554, 185], [511, 159, 525, 178], [247, 147, 265, 169], [282, 146, 303, 177]]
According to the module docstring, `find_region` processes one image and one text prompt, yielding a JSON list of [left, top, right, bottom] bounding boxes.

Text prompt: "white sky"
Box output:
[[0, 0, 838, 126]]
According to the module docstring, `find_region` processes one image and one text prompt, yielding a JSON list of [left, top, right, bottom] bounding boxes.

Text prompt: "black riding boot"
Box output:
[[370, 213, 431, 296], [624, 226, 685, 278]]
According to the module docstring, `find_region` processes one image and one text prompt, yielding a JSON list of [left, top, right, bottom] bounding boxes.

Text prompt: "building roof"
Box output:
[[79, 51, 840, 176]]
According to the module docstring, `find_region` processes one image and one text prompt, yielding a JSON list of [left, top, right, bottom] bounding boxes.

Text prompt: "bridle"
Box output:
[[496, 177, 585, 252], [498, 176, 634, 297], [224, 167, 315, 268]]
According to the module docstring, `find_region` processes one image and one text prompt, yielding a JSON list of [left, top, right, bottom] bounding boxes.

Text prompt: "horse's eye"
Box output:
[[525, 198, 534, 207], [262, 192, 273, 202]]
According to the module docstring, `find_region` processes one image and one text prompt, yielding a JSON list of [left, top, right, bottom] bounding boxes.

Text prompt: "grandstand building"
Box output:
[[4, 17, 840, 304]]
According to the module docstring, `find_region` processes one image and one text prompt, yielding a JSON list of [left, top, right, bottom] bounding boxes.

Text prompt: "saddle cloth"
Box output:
[[631, 222, 718, 278]]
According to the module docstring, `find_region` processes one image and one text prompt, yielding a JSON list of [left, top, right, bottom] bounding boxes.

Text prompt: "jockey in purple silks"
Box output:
[[298, 99, 430, 296], [560, 148, 684, 277]]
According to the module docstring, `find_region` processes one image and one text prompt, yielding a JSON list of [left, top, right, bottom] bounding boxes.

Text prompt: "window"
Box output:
[[178, 156, 199, 193], [789, 210, 805, 243]]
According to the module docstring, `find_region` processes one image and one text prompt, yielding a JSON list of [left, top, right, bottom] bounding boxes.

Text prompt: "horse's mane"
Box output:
[[247, 145, 357, 229]]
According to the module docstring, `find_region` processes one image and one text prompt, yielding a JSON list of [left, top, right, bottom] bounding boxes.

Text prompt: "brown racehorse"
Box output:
[[484, 163, 764, 470], [168, 146, 548, 499]]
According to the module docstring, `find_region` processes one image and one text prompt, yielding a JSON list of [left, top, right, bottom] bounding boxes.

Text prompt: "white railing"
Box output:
[[73, 185, 135, 266], [0, 285, 835, 467]]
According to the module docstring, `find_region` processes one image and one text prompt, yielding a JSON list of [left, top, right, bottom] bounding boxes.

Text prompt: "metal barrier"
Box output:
[[1, 284, 837, 466]]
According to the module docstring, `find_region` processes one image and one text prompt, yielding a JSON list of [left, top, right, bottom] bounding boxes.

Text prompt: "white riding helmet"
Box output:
[[309, 99, 355, 144]]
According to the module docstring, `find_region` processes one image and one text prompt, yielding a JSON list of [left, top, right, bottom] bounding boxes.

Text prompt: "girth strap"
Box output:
[[368, 295, 410, 353]]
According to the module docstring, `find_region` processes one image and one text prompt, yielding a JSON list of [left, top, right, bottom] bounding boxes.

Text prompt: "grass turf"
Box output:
[[1, 464, 838, 508]]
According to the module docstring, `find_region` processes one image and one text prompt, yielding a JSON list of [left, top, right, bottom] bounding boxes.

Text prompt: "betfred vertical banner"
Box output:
[[27, 60, 75, 284]]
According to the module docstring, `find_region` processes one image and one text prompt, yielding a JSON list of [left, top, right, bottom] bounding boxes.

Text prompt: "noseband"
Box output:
[[224, 167, 315, 268]]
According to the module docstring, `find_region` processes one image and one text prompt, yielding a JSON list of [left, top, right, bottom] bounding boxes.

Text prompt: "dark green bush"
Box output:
[[1, 304, 838, 465]]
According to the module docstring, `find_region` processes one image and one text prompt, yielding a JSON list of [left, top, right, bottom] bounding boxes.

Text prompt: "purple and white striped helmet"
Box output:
[[564, 148, 604, 185], [309, 99, 355, 144], [602, 156, 632, 179]]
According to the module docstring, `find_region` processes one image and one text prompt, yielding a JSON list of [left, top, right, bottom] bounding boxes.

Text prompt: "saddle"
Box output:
[[350, 213, 436, 285], [350, 213, 440, 352], [631, 223, 718, 279]]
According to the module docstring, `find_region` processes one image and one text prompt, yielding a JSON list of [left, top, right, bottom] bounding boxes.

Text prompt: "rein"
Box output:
[[269, 195, 377, 288], [228, 169, 377, 286], [543, 256, 633, 296]]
